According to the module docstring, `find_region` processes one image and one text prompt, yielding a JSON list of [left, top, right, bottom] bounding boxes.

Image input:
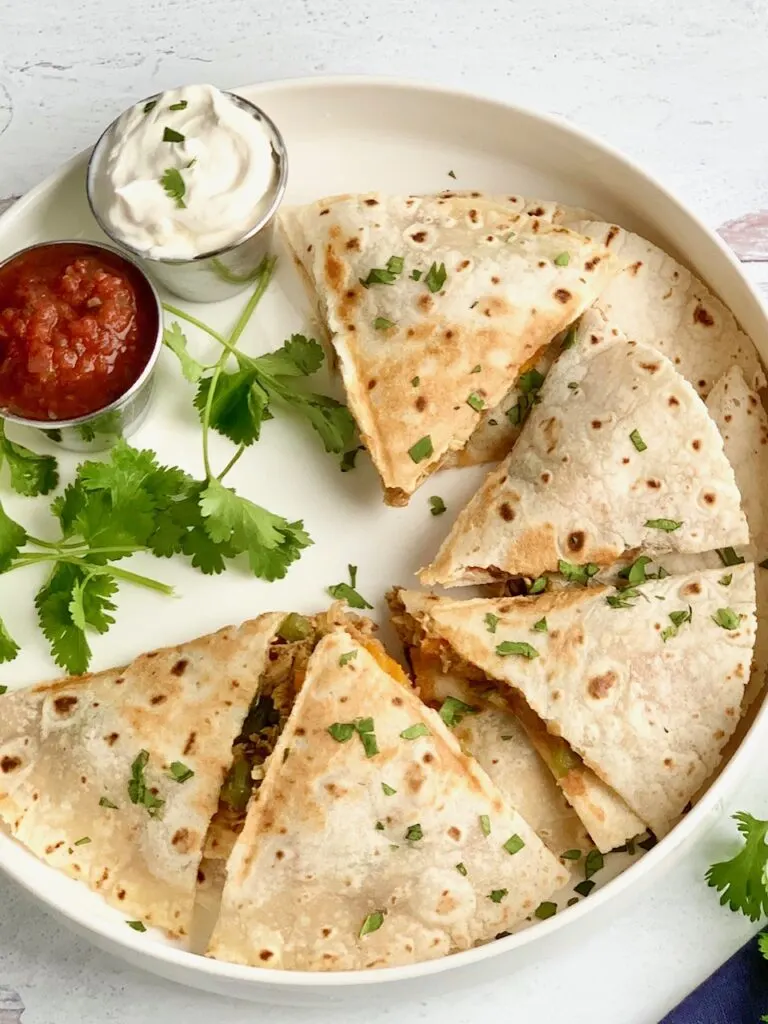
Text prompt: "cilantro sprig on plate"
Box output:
[[0, 260, 315, 674]]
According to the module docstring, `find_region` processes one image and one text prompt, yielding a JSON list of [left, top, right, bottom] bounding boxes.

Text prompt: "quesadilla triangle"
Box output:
[[462, 222, 767, 469], [207, 629, 568, 971], [0, 613, 285, 937], [421, 310, 749, 587], [399, 564, 757, 838], [280, 192, 620, 505], [392, 589, 644, 854]]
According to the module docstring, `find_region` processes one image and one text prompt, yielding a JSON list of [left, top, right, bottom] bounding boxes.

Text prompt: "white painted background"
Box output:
[[1, 1, 768, 1021]]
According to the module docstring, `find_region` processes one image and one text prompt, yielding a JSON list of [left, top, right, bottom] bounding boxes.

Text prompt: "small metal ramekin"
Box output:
[[0, 239, 163, 453], [85, 91, 289, 303]]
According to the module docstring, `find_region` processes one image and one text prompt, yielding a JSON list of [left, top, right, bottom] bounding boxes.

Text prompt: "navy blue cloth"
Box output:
[[661, 933, 768, 1024]]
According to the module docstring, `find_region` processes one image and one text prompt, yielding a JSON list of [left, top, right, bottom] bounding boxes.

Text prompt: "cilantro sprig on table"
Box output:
[[706, 812, 768, 921], [0, 259, 318, 675]]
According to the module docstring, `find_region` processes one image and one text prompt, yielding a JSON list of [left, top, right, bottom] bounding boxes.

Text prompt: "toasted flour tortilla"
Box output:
[[408, 650, 590, 859], [281, 192, 620, 504], [397, 590, 644, 853], [661, 367, 768, 709], [422, 311, 749, 586], [461, 221, 766, 467], [400, 566, 756, 837], [0, 614, 284, 936], [207, 629, 567, 971]]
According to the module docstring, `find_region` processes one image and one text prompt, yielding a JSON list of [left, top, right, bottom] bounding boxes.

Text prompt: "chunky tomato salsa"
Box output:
[[0, 243, 157, 422]]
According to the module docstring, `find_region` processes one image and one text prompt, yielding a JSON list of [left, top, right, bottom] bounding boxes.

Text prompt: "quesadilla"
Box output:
[[422, 311, 749, 587], [460, 221, 766, 467], [393, 589, 644, 854], [281, 192, 620, 504], [0, 613, 284, 936], [399, 563, 756, 838], [207, 628, 568, 971]]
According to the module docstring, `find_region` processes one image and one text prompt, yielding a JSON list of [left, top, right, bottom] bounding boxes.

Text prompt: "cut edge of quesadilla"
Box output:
[[280, 192, 622, 505], [207, 627, 568, 971], [390, 588, 646, 854], [421, 310, 750, 587]]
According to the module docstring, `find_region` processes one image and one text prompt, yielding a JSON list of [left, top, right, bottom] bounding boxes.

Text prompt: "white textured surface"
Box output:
[[1, 1, 768, 1021]]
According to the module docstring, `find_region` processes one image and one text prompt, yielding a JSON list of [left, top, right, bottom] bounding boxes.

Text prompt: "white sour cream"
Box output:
[[95, 84, 277, 260]]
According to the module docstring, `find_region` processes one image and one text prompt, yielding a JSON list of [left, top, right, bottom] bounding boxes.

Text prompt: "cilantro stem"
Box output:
[[227, 258, 276, 349], [161, 304, 229, 347], [4, 552, 173, 595], [201, 361, 223, 481], [217, 444, 246, 482]]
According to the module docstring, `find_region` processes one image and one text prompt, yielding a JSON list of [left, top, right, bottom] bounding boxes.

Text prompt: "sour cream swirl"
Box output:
[[95, 84, 277, 260]]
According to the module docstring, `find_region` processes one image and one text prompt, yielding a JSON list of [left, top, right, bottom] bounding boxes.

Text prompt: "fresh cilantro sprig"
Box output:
[[0, 259, 313, 674], [706, 812, 768, 921], [0, 420, 58, 496]]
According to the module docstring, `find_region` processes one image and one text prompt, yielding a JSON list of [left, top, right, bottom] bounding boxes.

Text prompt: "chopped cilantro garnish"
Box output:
[[456, 862, 468, 876], [574, 880, 595, 897], [485, 613, 500, 633], [488, 889, 508, 903], [661, 606, 693, 642], [339, 650, 358, 667], [405, 823, 423, 841], [528, 576, 548, 594], [374, 317, 395, 330], [561, 849, 582, 861], [410, 269, 422, 281], [169, 100, 188, 110], [74, 836, 91, 846], [439, 696, 478, 728], [567, 382, 580, 392], [448, 169, 456, 179], [718, 547, 745, 567], [560, 326, 577, 351], [328, 722, 356, 743], [496, 640, 539, 659], [606, 587, 642, 609], [584, 849, 604, 879], [99, 796, 118, 809], [554, 252, 570, 266], [466, 392, 485, 412], [359, 911, 385, 937], [411, 376, 421, 387], [532, 617, 548, 633], [429, 496, 447, 516], [645, 518, 682, 532], [360, 256, 405, 287], [503, 834, 525, 855], [534, 901, 557, 919], [128, 750, 164, 817], [382, 782, 396, 796], [618, 556, 652, 586], [0, 686, 6, 695], [168, 761, 194, 784], [161, 168, 186, 209], [424, 262, 447, 293], [328, 564, 373, 609], [375, 821, 385, 830], [629, 429, 647, 452], [471, 364, 482, 374], [127, 920, 147, 932], [558, 560, 599, 585], [479, 814, 491, 836], [143, 100, 157, 114], [408, 435, 433, 463], [355, 716, 379, 758], [400, 723, 429, 740], [720, 574, 733, 586], [713, 607, 740, 630], [162, 127, 185, 143]]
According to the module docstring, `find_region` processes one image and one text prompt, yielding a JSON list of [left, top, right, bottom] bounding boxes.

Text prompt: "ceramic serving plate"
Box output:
[[0, 75, 766, 1006]]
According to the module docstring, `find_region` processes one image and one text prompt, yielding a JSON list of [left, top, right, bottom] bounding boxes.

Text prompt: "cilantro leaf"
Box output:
[[0, 420, 58, 496], [272, 387, 356, 455], [160, 167, 186, 208], [252, 334, 325, 378], [195, 369, 269, 447], [439, 696, 478, 728], [558, 560, 599, 585], [706, 812, 768, 921], [162, 323, 207, 383], [69, 572, 117, 635], [198, 479, 311, 581], [36, 563, 92, 675], [328, 564, 373, 609], [0, 501, 27, 572], [0, 616, 19, 663]]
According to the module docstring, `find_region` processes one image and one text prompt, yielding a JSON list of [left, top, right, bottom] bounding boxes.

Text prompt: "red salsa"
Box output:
[[0, 242, 157, 422]]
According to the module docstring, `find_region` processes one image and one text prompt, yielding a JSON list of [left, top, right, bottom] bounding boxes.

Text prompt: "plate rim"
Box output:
[[0, 71, 765, 990]]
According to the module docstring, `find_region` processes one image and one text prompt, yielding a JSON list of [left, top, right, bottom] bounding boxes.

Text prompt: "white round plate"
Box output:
[[0, 76, 766, 1006]]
